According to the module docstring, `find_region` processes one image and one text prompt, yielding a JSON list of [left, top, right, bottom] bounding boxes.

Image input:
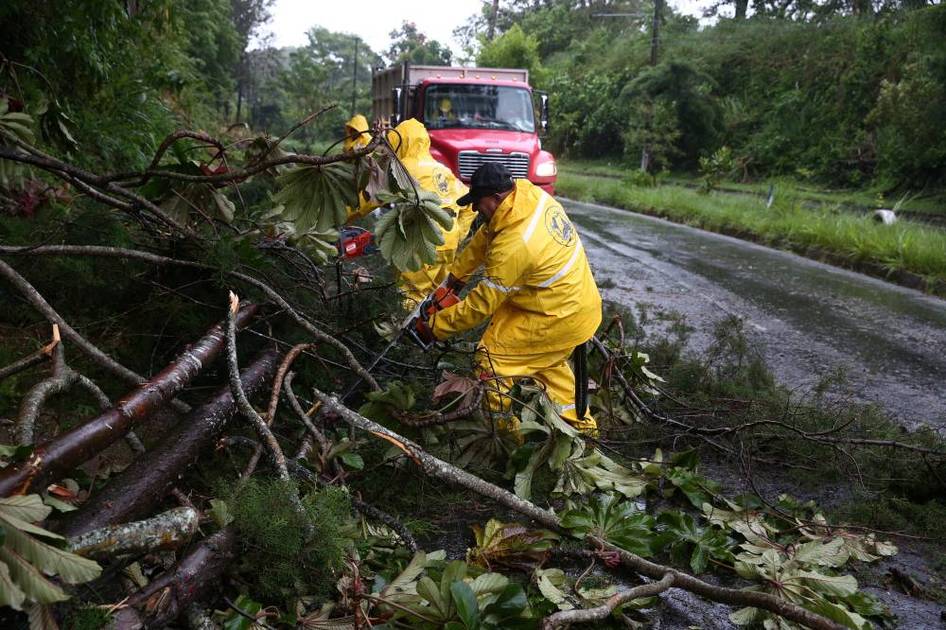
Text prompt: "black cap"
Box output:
[[457, 163, 514, 207]]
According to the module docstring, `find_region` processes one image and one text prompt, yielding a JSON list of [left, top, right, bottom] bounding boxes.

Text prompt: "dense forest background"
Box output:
[[1, 0, 944, 197]]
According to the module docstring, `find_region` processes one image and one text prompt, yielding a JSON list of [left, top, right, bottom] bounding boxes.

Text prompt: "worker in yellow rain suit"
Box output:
[[387, 118, 477, 304], [342, 117, 477, 304], [343, 114, 371, 151], [410, 163, 601, 433]]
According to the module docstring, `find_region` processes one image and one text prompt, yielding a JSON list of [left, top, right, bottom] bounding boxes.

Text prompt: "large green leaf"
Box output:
[[656, 511, 732, 574], [561, 494, 656, 557], [374, 188, 454, 272], [274, 162, 357, 233], [0, 559, 27, 610], [468, 519, 557, 571], [2, 520, 101, 583], [450, 581, 480, 629], [381, 550, 427, 600], [0, 496, 52, 524], [0, 548, 69, 605], [534, 568, 573, 611]]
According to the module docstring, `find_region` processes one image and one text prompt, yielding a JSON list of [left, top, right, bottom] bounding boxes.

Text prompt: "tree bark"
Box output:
[[542, 573, 675, 628], [108, 528, 236, 629], [59, 348, 279, 537], [0, 306, 258, 497], [68, 507, 198, 559]]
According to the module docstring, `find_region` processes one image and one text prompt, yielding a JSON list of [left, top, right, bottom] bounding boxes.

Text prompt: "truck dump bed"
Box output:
[[372, 64, 529, 123]]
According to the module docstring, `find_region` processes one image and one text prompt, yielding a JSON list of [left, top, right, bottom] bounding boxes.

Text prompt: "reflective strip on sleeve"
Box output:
[[482, 278, 522, 293], [560, 403, 576, 412], [537, 241, 583, 288], [522, 192, 551, 243]]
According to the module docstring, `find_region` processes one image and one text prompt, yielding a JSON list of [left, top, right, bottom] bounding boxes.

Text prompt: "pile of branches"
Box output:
[[1, 106, 941, 630]]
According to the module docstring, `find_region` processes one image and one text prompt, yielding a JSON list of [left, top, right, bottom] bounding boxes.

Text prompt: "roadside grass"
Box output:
[[558, 159, 946, 215], [557, 170, 946, 291]]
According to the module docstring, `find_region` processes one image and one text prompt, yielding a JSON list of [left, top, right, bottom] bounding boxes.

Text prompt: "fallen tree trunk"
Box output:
[[59, 348, 279, 537], [108, 528, 236, 629], [313, 391, 845, 630], [68, 507, 198, 560], [0, 305, 258, 497]]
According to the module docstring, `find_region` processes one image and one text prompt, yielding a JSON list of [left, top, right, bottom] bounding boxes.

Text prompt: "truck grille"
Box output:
[[458, 151, 530, 180]]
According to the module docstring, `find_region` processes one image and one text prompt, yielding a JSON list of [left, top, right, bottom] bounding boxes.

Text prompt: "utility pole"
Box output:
[[351, 37, 359, 114], [649, 0, 662, 66], [487, 0, 500, 40], [593, 5, 663, 172], [641, 0, 662, 172]]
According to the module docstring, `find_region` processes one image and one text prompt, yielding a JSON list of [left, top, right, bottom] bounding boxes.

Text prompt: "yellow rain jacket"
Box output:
[[343, 114, 371, 151], [429, 179, 602, 432], [386, 119, 477, 303]]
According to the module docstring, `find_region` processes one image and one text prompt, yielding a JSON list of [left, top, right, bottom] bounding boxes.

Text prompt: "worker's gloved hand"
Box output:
[[404, 283, 455, 350], [426, 283, 461, 318]]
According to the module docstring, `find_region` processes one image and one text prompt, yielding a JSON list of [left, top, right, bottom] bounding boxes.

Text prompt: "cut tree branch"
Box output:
[[226, 294, 291, 484], [312, 390, 844, 630], [541, 573, 675, 629], [0, 305, 257, 497], [0, 256, 191, 414], [0, 326, 58, 383], [68, 507, 198, 560], [59, 348, 279, 537], [109, 528, 236, 629]]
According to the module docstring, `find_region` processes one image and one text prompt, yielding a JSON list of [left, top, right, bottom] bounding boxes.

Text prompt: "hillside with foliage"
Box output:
[[1, 1, 944, 629], [471, 0, 946, 189]]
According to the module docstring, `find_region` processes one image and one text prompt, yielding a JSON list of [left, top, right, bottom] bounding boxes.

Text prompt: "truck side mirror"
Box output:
[[391, 87, 403, 125], [536, 91, 550, 137]]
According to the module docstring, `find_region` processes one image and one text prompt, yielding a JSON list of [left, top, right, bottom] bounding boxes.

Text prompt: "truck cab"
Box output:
[[373, 64, 557, 194]]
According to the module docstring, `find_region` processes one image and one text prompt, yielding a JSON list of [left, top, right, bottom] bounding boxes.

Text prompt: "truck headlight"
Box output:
[[535, 161, 557, 178]]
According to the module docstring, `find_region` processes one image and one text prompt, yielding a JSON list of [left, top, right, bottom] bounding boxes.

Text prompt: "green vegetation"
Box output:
[[560, 159, 946, 214], [557, 169, 946, 291], [226, 479, 351, 600], [2, 1, 945, 627], [469, 1, 946, 190]]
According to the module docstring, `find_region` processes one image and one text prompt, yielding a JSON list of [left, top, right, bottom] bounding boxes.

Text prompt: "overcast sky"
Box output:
[[254, 0, 711, 57]]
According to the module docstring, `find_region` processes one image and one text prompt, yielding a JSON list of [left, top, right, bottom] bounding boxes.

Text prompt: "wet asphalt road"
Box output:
[[562, 198, 946, 431]]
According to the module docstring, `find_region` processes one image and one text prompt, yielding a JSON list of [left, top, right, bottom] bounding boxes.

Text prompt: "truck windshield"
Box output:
[[424, 84, 535, 133]]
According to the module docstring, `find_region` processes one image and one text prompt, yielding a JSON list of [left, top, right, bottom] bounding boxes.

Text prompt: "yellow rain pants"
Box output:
[[476, 345, 597, 434]]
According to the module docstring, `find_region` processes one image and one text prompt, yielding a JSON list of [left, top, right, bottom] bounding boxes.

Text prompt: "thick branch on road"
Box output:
[[541, 573, 675, 629], [312, 390, 844, 630], [59, 348, 279, 538], [109, 528, 236, 629], [0, 305, 257, 497], [68, 507, 198, 560]]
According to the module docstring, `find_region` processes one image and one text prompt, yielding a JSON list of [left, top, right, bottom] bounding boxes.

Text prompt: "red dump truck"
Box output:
[[372, 64, 556, 194]]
